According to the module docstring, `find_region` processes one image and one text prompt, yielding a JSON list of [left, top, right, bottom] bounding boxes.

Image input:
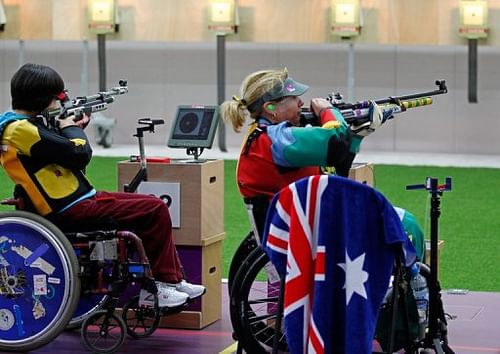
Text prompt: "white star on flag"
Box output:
[[337, 251, 369, 305]]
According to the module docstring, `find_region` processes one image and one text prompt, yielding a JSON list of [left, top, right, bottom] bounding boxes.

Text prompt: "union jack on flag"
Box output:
[[262, 175, 416, 354]]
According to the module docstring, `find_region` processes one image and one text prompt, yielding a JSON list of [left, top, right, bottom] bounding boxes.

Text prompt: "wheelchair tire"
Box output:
[[0, 211, 81, 352], [81, 310, 126, 354], [227, 231, 259, 295], [229, 247, 288, 354], [122, 295, 160, 339]]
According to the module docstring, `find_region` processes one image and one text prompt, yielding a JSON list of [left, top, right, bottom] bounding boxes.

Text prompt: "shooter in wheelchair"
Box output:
[[221, 68, 452, 353], [0, 63, 205, 352]]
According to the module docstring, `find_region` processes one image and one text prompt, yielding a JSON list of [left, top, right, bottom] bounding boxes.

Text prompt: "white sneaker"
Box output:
[[139, 281, 189, 308], [167, 280, 206, 299]]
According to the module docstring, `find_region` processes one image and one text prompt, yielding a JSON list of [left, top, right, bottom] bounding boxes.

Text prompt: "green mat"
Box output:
[[1, 157, 499, 292]]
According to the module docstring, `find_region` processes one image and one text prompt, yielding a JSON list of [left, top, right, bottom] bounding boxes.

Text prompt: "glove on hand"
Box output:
[[351, 101, 384, 137]]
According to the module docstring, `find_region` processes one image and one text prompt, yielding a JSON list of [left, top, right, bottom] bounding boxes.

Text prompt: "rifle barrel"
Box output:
[[374, 80, 447, 105]]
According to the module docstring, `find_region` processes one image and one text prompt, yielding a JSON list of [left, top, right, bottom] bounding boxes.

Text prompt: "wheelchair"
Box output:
[[0, 118, 194, 353], [227, 180, 453, 354], [227, 197, 289, 353], [0, 206, 182, 353]]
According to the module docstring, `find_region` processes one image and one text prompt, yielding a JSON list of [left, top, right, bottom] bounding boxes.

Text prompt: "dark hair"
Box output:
[[11, 63, 65, 113]]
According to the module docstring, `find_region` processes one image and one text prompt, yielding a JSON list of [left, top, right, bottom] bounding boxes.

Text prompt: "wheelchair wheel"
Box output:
[[0, 211, 81, 352], [230, 247, 288, 354], [227, 231, 259, 295], [122, 295, 160, 338], [81, 309, 126, 354]]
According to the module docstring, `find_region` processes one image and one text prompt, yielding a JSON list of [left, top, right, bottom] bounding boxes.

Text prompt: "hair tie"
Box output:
[[232, 95, 247, 107]]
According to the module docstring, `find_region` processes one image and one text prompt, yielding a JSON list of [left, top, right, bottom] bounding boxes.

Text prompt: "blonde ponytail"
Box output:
[[219, 68, 288, 133]]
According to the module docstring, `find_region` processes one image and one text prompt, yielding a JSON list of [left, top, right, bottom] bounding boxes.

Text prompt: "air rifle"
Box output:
[[43, 80, 128, 128], [300, 80, 448, 127]]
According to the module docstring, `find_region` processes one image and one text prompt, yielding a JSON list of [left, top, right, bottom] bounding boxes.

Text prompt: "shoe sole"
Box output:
[[160, 299, 188, 308], [186, 288, 207, 300]]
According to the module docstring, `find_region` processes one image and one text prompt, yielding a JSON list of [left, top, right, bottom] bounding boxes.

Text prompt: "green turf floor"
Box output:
[[1, 157, 498, 292]]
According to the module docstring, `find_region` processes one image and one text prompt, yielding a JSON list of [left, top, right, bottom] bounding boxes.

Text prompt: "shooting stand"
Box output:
[[186, 147, 204, 161], [123, 118, 164, 193], [406, 177, 454, 354]]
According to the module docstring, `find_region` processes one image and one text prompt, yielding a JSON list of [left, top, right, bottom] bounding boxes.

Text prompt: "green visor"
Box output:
[[247, 77, 309, 113]]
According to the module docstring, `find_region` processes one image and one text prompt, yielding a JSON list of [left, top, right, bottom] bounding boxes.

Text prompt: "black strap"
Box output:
[[242, 125, 266, 155]]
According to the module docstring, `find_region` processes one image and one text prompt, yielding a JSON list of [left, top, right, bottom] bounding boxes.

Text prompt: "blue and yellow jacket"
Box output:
[[0, 111, 96, 216]]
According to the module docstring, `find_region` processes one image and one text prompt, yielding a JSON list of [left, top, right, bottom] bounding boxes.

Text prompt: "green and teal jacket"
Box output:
[[236, 108, 355, 200]]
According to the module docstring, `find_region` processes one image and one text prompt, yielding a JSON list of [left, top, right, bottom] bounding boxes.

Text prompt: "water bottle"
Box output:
[[410, 263, 429, 339]]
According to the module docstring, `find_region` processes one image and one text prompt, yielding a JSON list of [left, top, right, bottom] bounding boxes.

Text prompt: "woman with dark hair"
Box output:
[[0, 63, 205, 308]]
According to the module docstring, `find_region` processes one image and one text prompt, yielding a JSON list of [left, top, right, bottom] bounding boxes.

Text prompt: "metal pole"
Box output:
[[80, 40, 89, 96], [468, 38, 478, 103], [427, 178, 441, 350], [97, 33, 107, 91], [347, 41, 355, 102], [18, 39, 25, 67], [216, 34, 227, 152]]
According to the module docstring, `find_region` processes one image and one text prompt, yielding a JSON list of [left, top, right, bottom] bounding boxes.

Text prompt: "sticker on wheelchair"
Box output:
[[264, 262, 281, 284], [11, 244, 55, 275], [0, 308, 15, 331], [32, 300, 46, 320], [33, 274, 48, 296]]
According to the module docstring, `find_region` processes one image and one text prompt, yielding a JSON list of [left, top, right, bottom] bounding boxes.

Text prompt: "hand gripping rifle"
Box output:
[[300, 80, 448, 127], [44, 80, 128, 129]]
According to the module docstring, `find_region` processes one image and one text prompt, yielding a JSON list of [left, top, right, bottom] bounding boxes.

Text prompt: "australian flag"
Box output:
[[262, 175, 416, 354]]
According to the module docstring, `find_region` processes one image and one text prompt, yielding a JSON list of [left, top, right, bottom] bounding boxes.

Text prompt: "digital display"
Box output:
[[167, 105, 220, 149]]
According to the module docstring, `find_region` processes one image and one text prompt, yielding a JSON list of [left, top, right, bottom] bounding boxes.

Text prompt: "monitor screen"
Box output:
[[167, 105, 220, 149]]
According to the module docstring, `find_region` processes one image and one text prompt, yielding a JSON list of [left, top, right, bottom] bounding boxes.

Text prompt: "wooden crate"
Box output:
[[348, 162, 374, 186], [118, 159, 224, 246], [425, 239, 445, 273], [159, 232, 224, 329]]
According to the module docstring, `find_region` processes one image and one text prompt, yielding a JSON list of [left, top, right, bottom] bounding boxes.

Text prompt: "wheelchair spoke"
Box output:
[[247, 311, 277, 324], [122, 295, 160, 338], [81, 310, 126, 353], [230, 248, 289, 353], [247, 295, 279, 304]]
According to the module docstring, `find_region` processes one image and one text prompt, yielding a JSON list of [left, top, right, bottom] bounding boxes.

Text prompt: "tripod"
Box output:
[[406, 177, 454, 354]]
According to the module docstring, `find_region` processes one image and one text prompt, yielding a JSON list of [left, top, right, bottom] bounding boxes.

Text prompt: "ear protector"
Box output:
[[267, 103, 276, 111]]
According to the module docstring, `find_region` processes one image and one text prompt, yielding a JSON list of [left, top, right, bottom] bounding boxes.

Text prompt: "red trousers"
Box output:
[[59, 191, 183, 283]]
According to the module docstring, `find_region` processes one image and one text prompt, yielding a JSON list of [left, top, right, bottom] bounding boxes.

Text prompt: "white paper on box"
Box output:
[[137, 182, 181, 228]]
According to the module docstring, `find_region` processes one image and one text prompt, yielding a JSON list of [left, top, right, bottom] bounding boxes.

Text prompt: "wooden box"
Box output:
[[425, 239, 445, 272], [118, 159, 224, 246], [159, 233, 224, 329], [348, 162, 374, 186]]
